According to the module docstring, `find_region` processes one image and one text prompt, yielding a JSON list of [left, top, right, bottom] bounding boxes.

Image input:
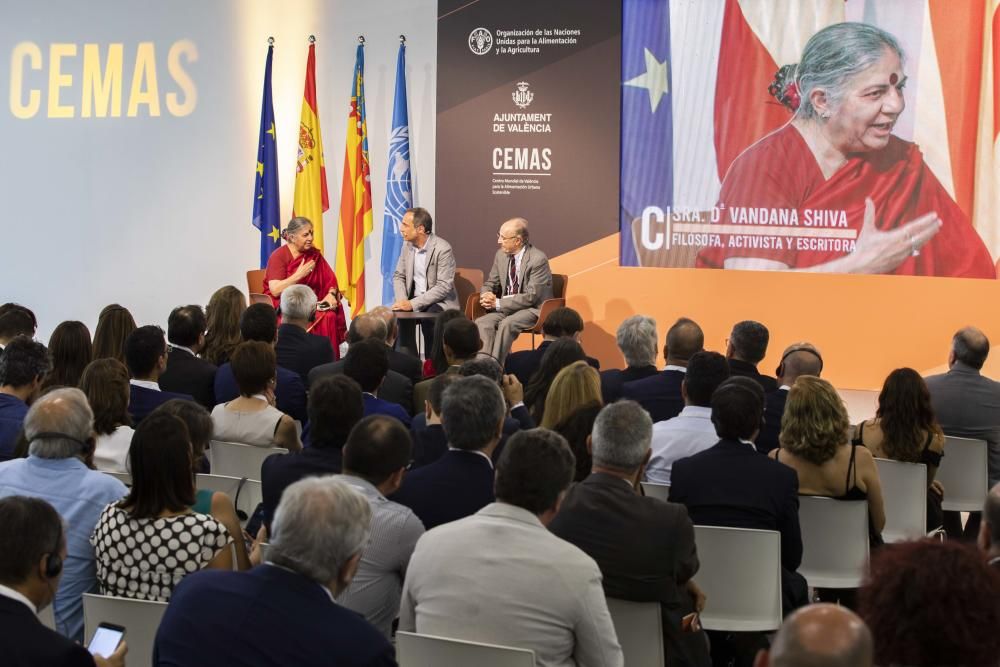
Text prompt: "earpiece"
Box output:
[[44, 522, 63, 579]]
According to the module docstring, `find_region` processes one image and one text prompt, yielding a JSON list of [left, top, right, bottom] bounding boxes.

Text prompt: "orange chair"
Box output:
[[246, 269, 270, 305], [529, 274, 568, 348], [454, 268, 484, 316]]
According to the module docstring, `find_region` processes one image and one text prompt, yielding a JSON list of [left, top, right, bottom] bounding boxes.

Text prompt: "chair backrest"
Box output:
[[693, 525, 782, 632], [798, 496, 869, 588], [83, 593, 168, 667], [195, 473, 263, 524], [454, 268, 484, 312], [103, 471, 132, 487], [396, 631, 536, 667], [605, 599, 664, 667], [938, 436, 989, 511], [874, 458, 927, 541], [552, 273, 568, 299], [640, 481, 670, 501], [209, 440, 288, 481], [246, 269, 265, 295]]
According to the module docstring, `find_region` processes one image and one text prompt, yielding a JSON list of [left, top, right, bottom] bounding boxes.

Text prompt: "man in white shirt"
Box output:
[[646, 351, 731, 485]]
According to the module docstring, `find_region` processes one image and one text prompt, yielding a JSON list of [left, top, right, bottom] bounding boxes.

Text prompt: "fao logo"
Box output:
[[512, 82, 534, 109], [469, 28, 493, 55]]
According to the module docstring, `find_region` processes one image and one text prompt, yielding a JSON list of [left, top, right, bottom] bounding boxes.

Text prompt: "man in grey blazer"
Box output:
[[391, 208, 459, 357], [476, 217, 553, 363]]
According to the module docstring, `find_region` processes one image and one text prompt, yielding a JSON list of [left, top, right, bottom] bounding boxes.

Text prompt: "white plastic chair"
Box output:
[[195, 473, 262, 526], [605, 598, 664, 667], [83, 593, 168, 667], [396, 631, 536, 667], [874, 458, 927, 541], [693, 525, 782, 632], [38, 603, 55, 630], [798, 497, 869, 588], [103, 471, 132, 486], [937, 436, 989, 512], [209, 440, 287, 481], [640, 481, 671, 501]]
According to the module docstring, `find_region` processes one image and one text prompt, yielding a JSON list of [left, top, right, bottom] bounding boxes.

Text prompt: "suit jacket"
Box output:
[[392, 234, 459, 311], [757, 388, 789, 455], [390, 449, 495, 529], [600, 365, 658, 404], [261, 445, 344, 528], [481, 245, 553, 315], [276, 323, 334, 381], [0, 596, 94, 667], [153, 564, 396, 667], [621, 369, 686, 423], [129, 384, 195, 424], [411, 366, 460, 414], [388, 346, 423, 385], [505, 340, 600, 386], [728, 359, 778, 393], [215, 362, 308, 423], [364, 393, 412, 427], [309, 361, 414, 415], [159, 347, 217, 409], [409, 416, 449, 468]]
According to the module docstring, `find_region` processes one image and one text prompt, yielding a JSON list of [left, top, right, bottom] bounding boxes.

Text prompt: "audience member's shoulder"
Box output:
[[89, 469, 129, 498]]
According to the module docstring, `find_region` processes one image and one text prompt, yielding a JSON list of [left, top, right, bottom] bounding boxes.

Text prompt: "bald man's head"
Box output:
[[777, 342, 823, 384], [951, 327, 989, 370], [664, 318, 704, 366], [347, 314, 388, 345], [369, 306, 398, 344], [756, 604, 872, 667]]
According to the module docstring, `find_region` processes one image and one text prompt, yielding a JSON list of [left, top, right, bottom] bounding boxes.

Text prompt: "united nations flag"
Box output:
[[379, 41, 412, 304]]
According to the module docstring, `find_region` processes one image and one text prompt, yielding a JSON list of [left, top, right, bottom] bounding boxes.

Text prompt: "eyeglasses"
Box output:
[[497, 232, 519, 241]]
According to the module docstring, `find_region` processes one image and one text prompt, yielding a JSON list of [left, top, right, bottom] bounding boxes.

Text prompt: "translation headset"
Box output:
[[31, 432, 94, 457], [274, 303, 317, 323], [44, 519, 63, 579], [775, 346, 824, 377]]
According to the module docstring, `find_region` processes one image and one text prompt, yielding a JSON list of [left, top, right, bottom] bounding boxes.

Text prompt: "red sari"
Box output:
[[264, 245, 348, 359], [697, 124, 996, 278]]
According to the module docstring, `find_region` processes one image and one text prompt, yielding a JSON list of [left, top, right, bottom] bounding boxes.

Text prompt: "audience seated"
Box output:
[[422, 309, 466, 379], [551, 402, 602, 482], [979, 482, 1000, 569], [645, 351, 730, 485], [0, 389, 128, 641], [79, 359, 133, 473], [622, 317, 704, 422], [261, 375, 364, 528], [0, 338, 49, 461], [757, 343, 823, 454], [539, 360, 602, 429], [336, 416, 425, 637], [726, 320, 778, 392], [458, 357, 536, 462], [345, 339, 412, 427], [275, 284, 334, 380], [0, 496, 127, 667], [600, 315, 660, 403], [211, 341, 301, 451], [91, 413, 234, 601], [153, 477, 396, 666], [550, 401, 709, 667], [0, 304, 37, 349], [40, 321, 92, 391], [409, 373, 460, 468], [369, 306, 423, 384], [412, 317, 481, 412], [392, 375, 504, 529], [202, 286, 246, 366], [504, 306, 599, 386], [159, 305, 217, 409], [753, 604, 872, 667], [524, 338, 588, 424], [401, 428, 623, 665], [859, 540, 1000, 667], [91, 304, 136, 365], [124, 325, 194, 425]]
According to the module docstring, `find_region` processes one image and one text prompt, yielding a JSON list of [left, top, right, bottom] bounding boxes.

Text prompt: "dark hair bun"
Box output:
[[768, 64, 800, 112]]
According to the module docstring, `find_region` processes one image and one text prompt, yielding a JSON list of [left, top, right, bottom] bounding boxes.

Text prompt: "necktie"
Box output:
[[507, 255, 519, 295]]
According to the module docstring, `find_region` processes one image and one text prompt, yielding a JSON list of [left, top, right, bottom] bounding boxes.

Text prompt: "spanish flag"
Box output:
[[292, 41, 329, 252], [335, 43, 373, 314]]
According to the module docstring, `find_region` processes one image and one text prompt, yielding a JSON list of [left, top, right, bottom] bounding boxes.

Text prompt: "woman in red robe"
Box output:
[[263, 217, 347, 358], [698, 22, 995, 279]]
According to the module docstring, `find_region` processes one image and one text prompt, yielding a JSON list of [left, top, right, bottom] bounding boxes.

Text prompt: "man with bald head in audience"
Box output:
[[978, 482, 1000, 570], [756, 342, 824, 454], [754, 604, 873, 667], [369, 306, 422, 384], [622, 317, 705, 422]]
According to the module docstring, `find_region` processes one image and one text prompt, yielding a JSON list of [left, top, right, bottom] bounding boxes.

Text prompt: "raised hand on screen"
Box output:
[[848, 197, 941, 274]]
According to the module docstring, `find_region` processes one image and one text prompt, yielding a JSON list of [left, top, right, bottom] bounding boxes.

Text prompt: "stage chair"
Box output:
[[396, 631, 535, 667], [693, 526, 782, 632], [874, 458, 928, 541], [639, 481, 670, 501], [605, 599, 664, 667], [103, 471, 132, 487], [937, 436, 989, 512], [246, 269, 270, 305], [529, 274, 568, 349], [798, 497, 869, 589], [196, 473, 263, 527], [454, 268, 484, 314], [83, 593, 168, 667], [209, 440, 287, 481]]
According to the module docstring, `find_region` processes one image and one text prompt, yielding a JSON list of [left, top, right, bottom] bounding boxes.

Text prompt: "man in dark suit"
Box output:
[[159, 304, 216, 409], [0, 337, 48, 461], [154, 477, 396, 666], [261, 375, 364, 529], [623, 317, 704, 422], [371, 306, 423, 384], [412, 318, 481, 412], [346, 339, 411, 427], [550, 401, 710, 667], [504, 306, 600, 386], [600, 315, 659, 404], [214, 303, 307, 423], [726, 320, 778, 392], [0, 496, 126, 666], [410, 374, 459, 468], [756, 343, 823, 454], [391, 375, 504, 529], [125, 325, 194, 424], [457, 357, 535, 464], [275, 284, 333, 381]]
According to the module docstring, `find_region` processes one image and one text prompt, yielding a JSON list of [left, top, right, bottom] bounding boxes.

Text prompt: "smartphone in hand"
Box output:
[[88, 623, 125, 656]]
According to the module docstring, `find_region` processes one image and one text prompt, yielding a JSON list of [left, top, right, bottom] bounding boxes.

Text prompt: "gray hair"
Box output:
[[507, 217, 529, 242], [368, 306, 398, 342], [795, 22, 904, 120], [280, 284, 317, 321], [459, 357, 504, 385], [592, 400, 652, 471], [616, 315, 658, 367], [25, 388, 94, 459], [441, 375, 506, 451], [281, 216, 313, 242], [268, 476, 371, 584]]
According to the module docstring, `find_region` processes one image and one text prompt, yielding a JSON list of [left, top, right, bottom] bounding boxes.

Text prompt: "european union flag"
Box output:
[[253, 43, 281, 269], [379, 42, 412, 304], [620, 0, 672, 266]]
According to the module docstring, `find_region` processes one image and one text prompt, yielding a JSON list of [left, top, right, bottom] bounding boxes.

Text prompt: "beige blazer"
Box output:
[[392, 234, 460, 311]]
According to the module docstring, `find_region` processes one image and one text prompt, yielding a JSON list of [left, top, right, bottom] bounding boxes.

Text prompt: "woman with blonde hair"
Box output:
[[92, 304, 136, 364], [540, 360, 603, 430], [203, 286, 246, 366]]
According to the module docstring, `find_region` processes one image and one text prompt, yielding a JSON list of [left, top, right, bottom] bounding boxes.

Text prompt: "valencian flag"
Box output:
[[335, 41, 374, 314], [252, 42, 281, 268], [293, 39, 330, 252], [379, 40, 411, 304]]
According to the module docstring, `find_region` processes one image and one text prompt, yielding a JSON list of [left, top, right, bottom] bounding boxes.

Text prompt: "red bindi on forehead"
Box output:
[[889, 73, 898, 85]]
